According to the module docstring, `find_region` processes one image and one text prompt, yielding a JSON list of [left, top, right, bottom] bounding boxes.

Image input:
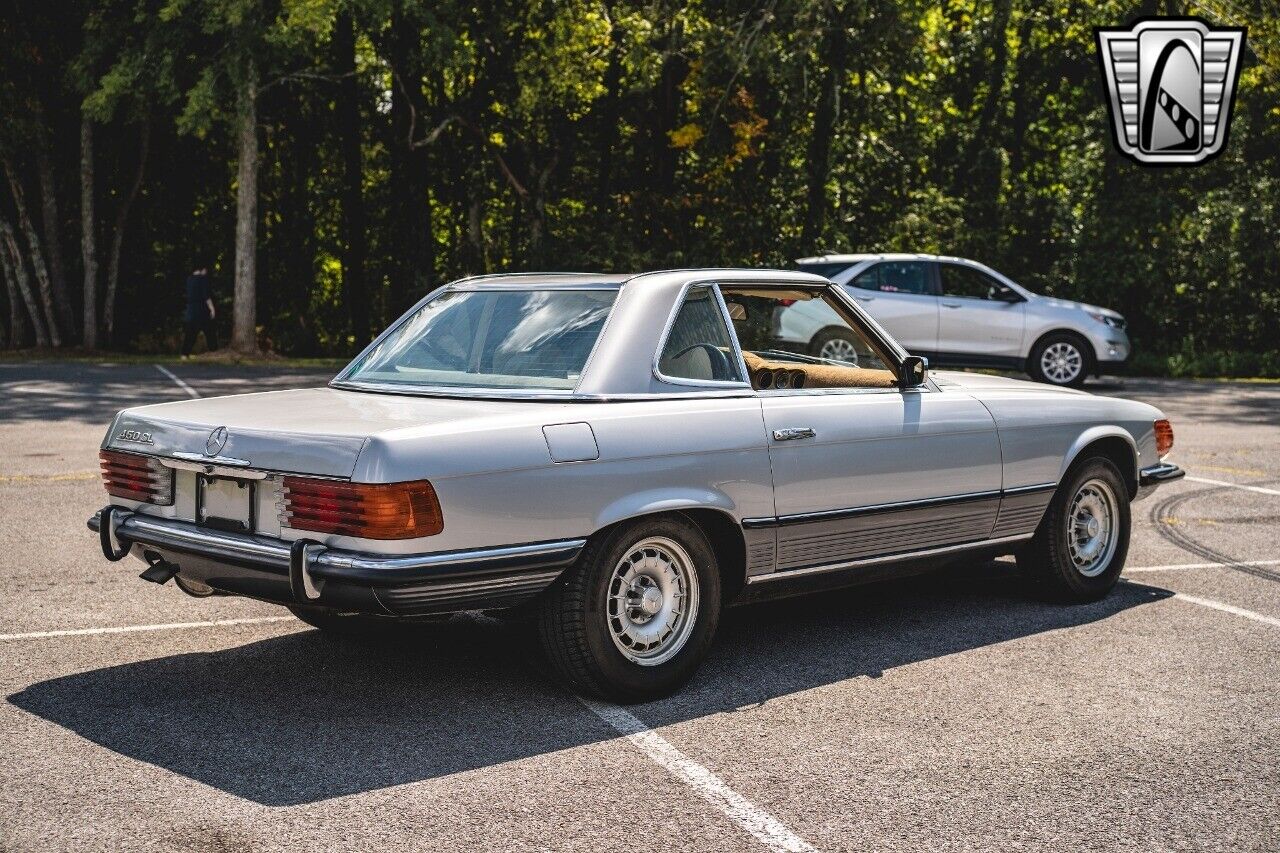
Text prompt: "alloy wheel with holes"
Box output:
[[1028, 333, 1091, 388], [1017, 457, 1130, 602], [810, 328, 860, 365], [537, 516, 721, 702]]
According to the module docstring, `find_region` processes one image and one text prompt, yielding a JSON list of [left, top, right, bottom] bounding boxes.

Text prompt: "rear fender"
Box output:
[[594, 488, 739, 533]]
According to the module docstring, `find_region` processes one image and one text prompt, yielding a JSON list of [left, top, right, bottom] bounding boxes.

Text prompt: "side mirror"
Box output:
[[995, 287, 1024, 303], [899, 355, 929, 390]]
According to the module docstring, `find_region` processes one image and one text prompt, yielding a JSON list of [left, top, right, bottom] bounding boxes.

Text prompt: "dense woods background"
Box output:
[[1, 0, 1277, 373]]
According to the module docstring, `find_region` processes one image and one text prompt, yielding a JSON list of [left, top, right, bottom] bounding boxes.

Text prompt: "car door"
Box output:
[[934, 262, 1026, 361], [717, 282, 1003, 578], [758, 388, 1003, 573], [839, 261, 939, 355]]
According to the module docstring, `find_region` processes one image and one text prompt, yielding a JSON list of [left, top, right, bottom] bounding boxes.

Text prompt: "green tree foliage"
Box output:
[[1, 0, 1277, 368]]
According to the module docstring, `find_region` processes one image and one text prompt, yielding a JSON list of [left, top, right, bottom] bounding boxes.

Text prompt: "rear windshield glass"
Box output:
[[341, 289, 616, 390]]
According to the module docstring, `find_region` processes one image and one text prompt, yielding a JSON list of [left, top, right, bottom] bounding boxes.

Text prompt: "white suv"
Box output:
[[792, 253, 1130, 387]]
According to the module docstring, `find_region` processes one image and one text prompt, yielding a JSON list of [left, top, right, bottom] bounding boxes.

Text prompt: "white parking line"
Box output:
[[1185, 475, 1280, 497], [1172, 593, 1280, 629], [582, 700, 819, 853], [1125, 558, 1280, 573], [0, 616, 294, 642], [154, 364, 200, 399]]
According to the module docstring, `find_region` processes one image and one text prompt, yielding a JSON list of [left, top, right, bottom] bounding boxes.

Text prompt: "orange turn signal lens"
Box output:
[[282, 477, 443, 539], [1154, 419, 1174, 457]]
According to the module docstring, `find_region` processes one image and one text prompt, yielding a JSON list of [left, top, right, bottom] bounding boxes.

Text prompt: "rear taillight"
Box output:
[[100, 450, 174, 505], [282, 477, 443, 539], [1155, 419, 1174, 457]]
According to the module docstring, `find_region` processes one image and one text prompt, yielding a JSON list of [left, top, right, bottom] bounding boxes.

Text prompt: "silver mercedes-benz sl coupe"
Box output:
[[794, 253, 1131, 388], [90, 269, 1183, 701]]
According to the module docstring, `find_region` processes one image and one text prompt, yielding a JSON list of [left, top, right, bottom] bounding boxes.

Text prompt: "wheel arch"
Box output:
[[590, 492, 748, 604], [1060, 428, 1139, 498]]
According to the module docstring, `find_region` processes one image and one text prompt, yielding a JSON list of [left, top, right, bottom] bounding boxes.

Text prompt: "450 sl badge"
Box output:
[[117, 429, 154, 444]]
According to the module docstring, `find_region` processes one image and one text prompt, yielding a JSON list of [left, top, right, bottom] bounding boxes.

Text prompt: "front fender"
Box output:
[[1059, 425, 1138, 486], [593, 487, 738, 532]]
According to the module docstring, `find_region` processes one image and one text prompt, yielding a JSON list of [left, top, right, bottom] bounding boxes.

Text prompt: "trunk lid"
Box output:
[[105, 387, 536, 478]]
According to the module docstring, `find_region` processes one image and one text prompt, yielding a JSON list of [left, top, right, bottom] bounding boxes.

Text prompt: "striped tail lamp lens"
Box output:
[[282, 477, 443, 539], [1154, 419, 1174, 457], [100, 450, 175, 505]]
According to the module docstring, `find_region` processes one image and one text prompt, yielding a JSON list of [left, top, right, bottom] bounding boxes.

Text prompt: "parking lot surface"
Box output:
[[2, 362, 1277, 852]]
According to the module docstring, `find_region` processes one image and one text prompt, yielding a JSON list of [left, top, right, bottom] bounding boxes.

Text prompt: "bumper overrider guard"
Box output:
[[89, 507, 586, 615]]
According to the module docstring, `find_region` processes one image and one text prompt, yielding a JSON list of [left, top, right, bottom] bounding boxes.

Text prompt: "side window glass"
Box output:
[[939, 264, 1004, 300], [849, 266, 880, 290], [658, 286, 744, 383], [874, 262, 932, 295]]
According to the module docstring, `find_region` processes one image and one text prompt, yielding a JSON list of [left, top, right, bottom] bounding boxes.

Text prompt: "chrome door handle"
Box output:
[[772, 427, 816, 441], [855, 295, 875, 302], [940, 301, 961, 308]]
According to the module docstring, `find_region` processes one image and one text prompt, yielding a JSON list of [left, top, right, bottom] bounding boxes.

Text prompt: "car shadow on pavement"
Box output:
[[8, 564, 1171, 807]]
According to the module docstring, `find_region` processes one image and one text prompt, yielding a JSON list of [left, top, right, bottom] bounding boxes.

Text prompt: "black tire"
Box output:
[[1018, 457, 1130, 602], [1027, 332, 1092, 388], [809, 327, 861, 364], [287, 605, 402, 636], [537, 515, 722, 703]]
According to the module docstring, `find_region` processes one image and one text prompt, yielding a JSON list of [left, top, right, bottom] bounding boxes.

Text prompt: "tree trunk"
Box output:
[[802, 4, 849, 245], [3, 159, 61, 346], [232, 59, 259, 354], [2, 225, 27, 346], [0, 219, 50, 347], [596, 9, 623, 212], [80, 115, 98, 349], [387, 13, 434, 320], [333, 11, 370, 346], [104, 121, 150, 344], [35, 146, 75, 337]]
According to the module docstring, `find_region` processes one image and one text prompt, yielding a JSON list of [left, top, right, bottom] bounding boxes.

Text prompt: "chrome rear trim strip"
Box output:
[[746, 533, 1034, 584]]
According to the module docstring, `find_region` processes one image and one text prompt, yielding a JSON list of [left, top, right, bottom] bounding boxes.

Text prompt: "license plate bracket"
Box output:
[[197, 475, 255, 533]]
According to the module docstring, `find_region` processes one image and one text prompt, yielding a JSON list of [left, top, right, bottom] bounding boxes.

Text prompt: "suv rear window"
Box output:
[[796, 262, 855, 280]]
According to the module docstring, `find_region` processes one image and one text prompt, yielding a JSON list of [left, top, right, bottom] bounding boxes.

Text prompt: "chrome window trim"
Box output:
[[652, 281, 753, 390]]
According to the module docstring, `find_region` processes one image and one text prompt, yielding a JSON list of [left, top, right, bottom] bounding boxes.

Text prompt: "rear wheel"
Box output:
[[537, 516, 721, 702], [1027, 332, 1091, 388], [1018, 457, 1130, 602]]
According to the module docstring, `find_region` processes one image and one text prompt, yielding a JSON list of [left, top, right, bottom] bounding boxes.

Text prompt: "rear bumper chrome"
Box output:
[[89, 507, 584, 615]]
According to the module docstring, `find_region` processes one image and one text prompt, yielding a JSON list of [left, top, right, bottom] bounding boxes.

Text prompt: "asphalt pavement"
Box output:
[[1, 361, 1277, 852]]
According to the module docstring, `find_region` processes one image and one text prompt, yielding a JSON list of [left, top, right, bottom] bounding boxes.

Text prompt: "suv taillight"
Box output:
[[282, 477, 443, 539], [100, 450, 174, 505], [1155, 419, 1174, 457]]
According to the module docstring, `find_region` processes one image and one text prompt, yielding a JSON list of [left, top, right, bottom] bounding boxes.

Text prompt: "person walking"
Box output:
[[181, 264, 218, 357]]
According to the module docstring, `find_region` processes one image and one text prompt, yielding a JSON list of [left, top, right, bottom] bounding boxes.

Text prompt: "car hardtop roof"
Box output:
[[450, 268, 830, 290]]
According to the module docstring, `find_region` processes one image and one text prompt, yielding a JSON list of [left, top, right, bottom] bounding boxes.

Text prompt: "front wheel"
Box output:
[[1027, 333, 1091, 388], [537, 516, 721, 702], [1018, 457, 1130, 602]]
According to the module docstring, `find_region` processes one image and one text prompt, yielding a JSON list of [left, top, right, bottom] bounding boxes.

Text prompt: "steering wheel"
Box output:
[[670, 343, 734, 381]]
